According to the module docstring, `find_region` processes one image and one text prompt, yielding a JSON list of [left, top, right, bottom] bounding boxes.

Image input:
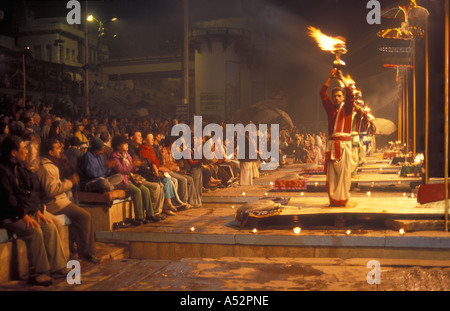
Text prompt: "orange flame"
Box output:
[[307, 26, 346, 52], [339, 73, 356, 88]]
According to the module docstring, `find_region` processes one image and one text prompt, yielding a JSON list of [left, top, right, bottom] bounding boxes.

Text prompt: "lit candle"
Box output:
[[242, 192, 246, 196], [345, 229, 351, 235], [399, 228, 405, 236], [293, 227, 301, 235], [252, 228, 258, 233], [366, 191, 371, 197], [190, 227, 195, 232], [300, 192, 304, 196]]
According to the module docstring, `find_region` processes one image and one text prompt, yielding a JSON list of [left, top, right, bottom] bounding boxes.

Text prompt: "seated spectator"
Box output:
[[85, 124, 97, 142], [0, 122, 10, 145], [110, 134, 157, 224], [64, 136, 83, 174], [40, 115, 52, 141], [141, 132, 183, 214], [23, 134, 65, 239], [161, 137, 196, 208], [80, 143, 88, 154], [99, 131, 113, 160], [109, 118, 120, 136], [73, 121, 89, 146], [185, 134, 203, 207], [31, 112, 41, 137], [78, 137, 123, 193], [0, 136, 67, 286], [128, 130, 165, 218], [60, 120, 73, 146], [38, 139, 100, 264]]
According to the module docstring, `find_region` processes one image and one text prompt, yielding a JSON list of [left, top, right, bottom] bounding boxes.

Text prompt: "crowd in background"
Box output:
[[279, 129, 326, 165]]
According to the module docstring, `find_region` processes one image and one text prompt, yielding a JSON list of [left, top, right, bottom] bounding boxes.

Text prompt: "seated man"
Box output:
[[78, 137, 123, 193], [0, 136, 67, 286], [38, 139, 100, 263], [128, 130, 166, 219]]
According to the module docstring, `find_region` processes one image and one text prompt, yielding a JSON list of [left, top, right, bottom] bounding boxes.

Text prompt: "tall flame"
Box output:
[[307, 26, 346, 52]]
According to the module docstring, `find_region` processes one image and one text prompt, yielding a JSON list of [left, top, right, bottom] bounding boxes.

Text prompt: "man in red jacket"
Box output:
[[320, 68, 356, 206]]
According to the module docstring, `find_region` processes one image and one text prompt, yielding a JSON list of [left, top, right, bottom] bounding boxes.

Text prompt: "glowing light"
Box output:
[[190, 227, 195, 232], [399, 228, 405, 236], [315, 182, 318, 187], [307, 26, 346, 52], [242, 192, 246, 196], [87, 15, 94, 22], [293, 227, 302, 235], [252, 228, 258, 234], [403, 193, 407, 197], [366, 191, 371, 197], [264, 193, 268, 196], [345, 230, 351, 235], [300, 192, 304, 196], [414, 153, 424, 164], [231, 205, 235, 209], [270, 182, 274, 186]]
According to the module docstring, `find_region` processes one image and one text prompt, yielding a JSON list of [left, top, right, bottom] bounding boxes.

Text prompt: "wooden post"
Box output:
[[444, 0, 449, 232], [413, 39, 417, 155], [85, 0, 90, 115], [183, 0, 190, 119], [425, 16, 429, 184]]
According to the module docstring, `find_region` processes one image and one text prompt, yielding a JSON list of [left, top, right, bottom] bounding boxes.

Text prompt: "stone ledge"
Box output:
[[96, 230, 450, 250]]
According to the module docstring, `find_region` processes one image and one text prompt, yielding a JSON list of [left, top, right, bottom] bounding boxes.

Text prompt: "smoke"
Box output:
[[254, 3, 334, 129], [254, 0, 400, 129]]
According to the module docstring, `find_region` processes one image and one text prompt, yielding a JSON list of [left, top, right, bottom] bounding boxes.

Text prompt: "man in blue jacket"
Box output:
[[78, 137, 122, 192]]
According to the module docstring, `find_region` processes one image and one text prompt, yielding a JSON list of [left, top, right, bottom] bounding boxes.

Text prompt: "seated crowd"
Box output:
[[0, 97, 259, 286], [0, 96, 331, 287], [279, 128, 327, 165]]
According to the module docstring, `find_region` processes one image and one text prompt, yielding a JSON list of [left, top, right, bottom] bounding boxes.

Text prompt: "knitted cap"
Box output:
[[90, 138, 104, 151]]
